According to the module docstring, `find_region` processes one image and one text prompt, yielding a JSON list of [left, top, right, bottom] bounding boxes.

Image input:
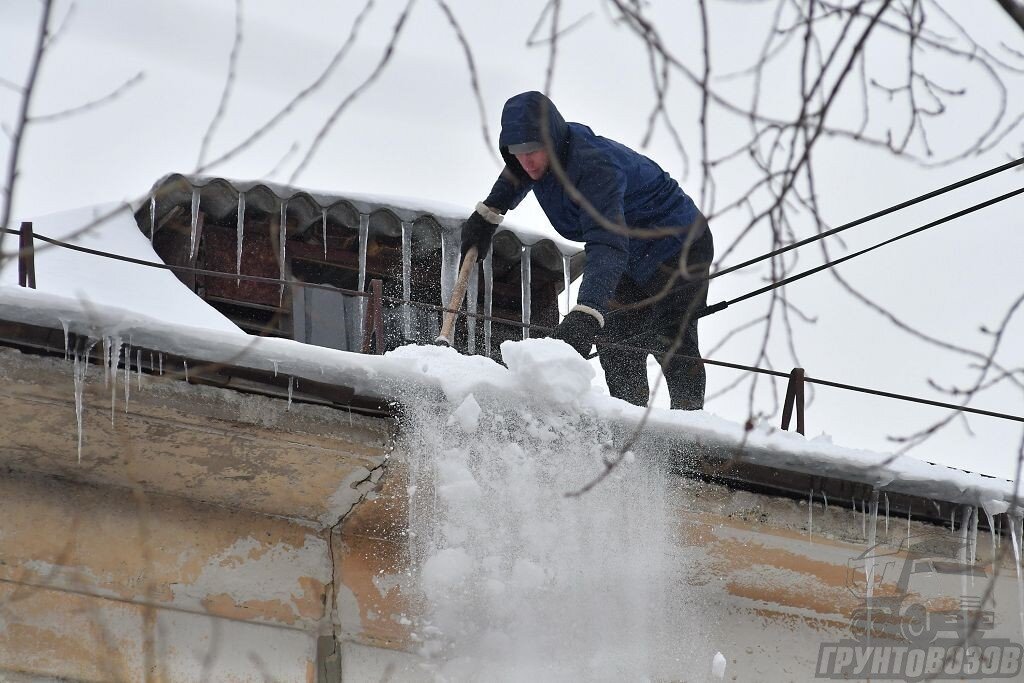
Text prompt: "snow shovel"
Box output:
[[435, 246, 478, 346]]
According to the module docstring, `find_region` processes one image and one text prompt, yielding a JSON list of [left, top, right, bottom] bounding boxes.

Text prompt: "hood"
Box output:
[[498, 91, 570, 178]]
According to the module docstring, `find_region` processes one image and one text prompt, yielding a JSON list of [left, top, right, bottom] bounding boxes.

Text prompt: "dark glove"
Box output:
[[551, 309, 602, 357], [461, 211, 497, 259]]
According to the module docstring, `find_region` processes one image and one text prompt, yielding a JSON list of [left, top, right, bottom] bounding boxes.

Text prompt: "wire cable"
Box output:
[[702, 185, 1024, 317], [5, 177, 1024, 425], [709, 155, 1024, 281]]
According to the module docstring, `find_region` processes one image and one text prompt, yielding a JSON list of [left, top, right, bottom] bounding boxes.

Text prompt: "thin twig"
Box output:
[[198, 0, 244, 167]]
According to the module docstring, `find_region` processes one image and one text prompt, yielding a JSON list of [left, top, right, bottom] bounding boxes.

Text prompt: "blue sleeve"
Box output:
[[483, 166, 533, 213], [575, 164, 628, 314]]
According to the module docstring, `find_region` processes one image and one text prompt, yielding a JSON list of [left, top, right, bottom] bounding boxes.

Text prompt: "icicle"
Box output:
[[970, 506, 979, 584], [984, 507, 999, 572], [959, 505, 972, 598], [108, 337, 121, 425], [439, 226, 458, 313], [183, 359, 189, 382], [136, 349, 143, 391], [483, 252, 494, 357], [866, 491, 879, 601], [951, 508, 957, 533], [236, 192, 245, 285], [158, 353, 163, 376], [149, 195, 156, 242], [102, 337, 111, 387], [466, 258, 479, 354], [357, 213, 370, 341], [861, 499, 866, 538], [278, 200, 288, 303], [123, 343, 130, 413], [884, 493, 890, 537], [401, 221, 412, 340], [272, 360, 279, 377], [1007, 513, 1024, 638], [60, 319, 70, 360], [807, 489, 813, 543], [561, 253, 572, 315], [907, 507, 912, 543], [520, 245, 532, 340], [822, 491, 828, 511], [959, 505, 973, 562], [189, 188, 200, 261], [321, 208, 328, 260], [358, 214, 370, 293], [73, 342, 92, 464], [287, 377, 294, 411]]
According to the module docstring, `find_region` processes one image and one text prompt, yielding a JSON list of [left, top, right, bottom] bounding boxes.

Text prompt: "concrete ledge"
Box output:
[[0, 346, 392, 525]]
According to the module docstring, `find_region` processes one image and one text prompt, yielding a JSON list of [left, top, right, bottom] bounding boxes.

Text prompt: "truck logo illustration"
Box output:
[[846, 534, 994, 644]]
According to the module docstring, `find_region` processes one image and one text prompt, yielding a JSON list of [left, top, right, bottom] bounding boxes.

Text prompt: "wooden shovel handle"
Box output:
[[436, 246, 478, 345]]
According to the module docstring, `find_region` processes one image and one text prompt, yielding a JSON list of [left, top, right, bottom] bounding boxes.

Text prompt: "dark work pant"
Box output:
[[596, 216, 713, 410]]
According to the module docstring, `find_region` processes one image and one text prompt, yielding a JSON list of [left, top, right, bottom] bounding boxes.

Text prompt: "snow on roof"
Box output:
[[0, 203, 1015, 510], [1, 203, 242, 335], [145, 173, 585, 257]]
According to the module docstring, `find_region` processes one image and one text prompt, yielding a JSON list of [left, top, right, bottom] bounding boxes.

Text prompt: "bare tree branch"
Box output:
[[32, 71, 144, 123], [433, 0, 495, 160], [198, 0, 244, 167], [198, 0, 376, 174], [288, 0, 416, 184], [0, 0, 54, 257]]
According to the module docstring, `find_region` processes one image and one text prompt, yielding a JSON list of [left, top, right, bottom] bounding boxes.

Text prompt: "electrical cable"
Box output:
[[708, 155, 1024, 281], [4, 165, 1023, 424], [702, 185, 1024, 318]]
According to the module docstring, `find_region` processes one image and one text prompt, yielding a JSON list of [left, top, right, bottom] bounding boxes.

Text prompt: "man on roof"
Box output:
[[462, 91, 714, 410]]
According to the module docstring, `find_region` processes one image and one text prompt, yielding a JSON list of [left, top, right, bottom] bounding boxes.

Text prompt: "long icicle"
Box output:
[[866, 490, 879, 601], [520, 245, 532, 340], [236, 192, 246, 285], [189, 188, 201, 261], [278, 200, 288, 304], [1007, 513, 1024, 638], [108, 337, 121, 425], [401, 221, 412, 341], [123, 341, 131, 413], [467, 258, 479, 354], [807, 488, 813, 543], [73, 341, 93, 464], [561, 252, 572, 315], [483, 251, 494, 357], [322, 208, 328, 260], [357, 213, 370, 341]]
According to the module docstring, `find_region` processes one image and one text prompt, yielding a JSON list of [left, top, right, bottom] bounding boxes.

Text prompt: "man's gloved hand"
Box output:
[[551, 307, 604, 357], [461, 203, 503, 259]]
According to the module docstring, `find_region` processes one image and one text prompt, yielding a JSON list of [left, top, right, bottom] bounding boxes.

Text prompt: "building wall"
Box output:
[[337, 464, 1024, 681], [2, 345, 1021, 681], [0, 346, 391, 681]]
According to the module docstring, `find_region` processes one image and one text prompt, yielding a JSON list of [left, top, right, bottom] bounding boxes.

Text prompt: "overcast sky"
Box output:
[[2, 0, 1023, 479]]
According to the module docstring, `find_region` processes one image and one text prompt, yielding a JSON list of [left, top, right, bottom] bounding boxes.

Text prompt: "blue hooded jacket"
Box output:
[[483, 91, 703, 314]]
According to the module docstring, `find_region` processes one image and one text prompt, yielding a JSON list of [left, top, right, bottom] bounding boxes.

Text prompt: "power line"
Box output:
[[0, 225, 539, 329], [702, 185, 1024, 317], [5, 224, 1023, 426], [592, 338, 1024, 424], [5, 173, 1024, 425], [709, 155, 1024, 281]]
